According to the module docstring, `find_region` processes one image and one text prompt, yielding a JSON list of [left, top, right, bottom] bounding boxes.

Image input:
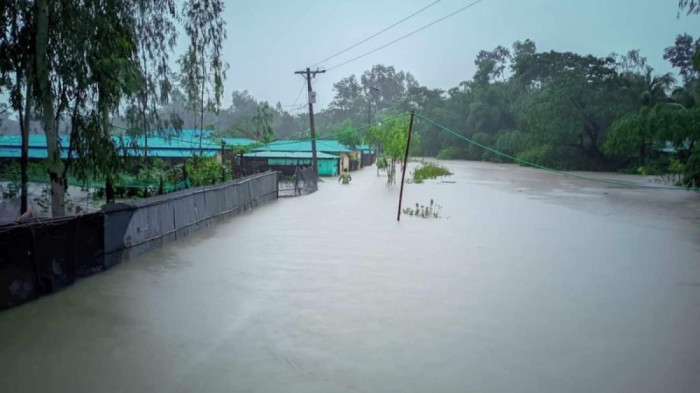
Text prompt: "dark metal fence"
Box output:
[[0, 172, 279, 311], [0, 213, 105, 309]]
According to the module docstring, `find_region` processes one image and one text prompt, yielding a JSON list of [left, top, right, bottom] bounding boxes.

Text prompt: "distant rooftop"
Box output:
[[243, 151, 339, 159], [0, 131, 257, 159], [252, 139, 354, 154]]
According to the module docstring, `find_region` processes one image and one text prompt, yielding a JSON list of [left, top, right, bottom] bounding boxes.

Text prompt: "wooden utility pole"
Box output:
[[294, 67, 325, 175], [397, 111, 415, 222]]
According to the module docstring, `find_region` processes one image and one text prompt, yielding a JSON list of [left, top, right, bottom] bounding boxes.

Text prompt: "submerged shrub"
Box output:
[[411, 162, 452, 184]]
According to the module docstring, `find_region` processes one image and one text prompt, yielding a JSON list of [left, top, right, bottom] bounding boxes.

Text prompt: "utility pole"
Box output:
[[397, 111, 415, 222], [294, 67, 325, 176]]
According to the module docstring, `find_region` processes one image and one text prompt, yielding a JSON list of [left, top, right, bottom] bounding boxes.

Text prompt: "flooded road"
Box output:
[[1, 161, 699, 393]]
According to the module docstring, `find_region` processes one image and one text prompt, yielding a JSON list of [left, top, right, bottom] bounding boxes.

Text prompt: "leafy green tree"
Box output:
[[473, 45, 511, 85], [605, 57, 676, 167], [360, 64, 418, 112], [326, 121, 361, 148], [0, 0, 33, 213], [31, 0, 145, 216], [663, 34, 700, 85], [126, 0, 179, 160], [252, 103, 275, 143], [515, 51, 632, 168], [179, 0, 228, 150]]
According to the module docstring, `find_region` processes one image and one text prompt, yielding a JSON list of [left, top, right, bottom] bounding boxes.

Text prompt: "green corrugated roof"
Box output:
[[221, 137, 258, 147], [252, 139, 353, 153], [243, 151, 338, 159], [0, 132, 256, 159]]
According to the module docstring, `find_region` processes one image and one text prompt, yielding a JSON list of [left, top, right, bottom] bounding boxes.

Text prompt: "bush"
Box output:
[[411, 162, 452, 183], [185, 157, 226, 186]]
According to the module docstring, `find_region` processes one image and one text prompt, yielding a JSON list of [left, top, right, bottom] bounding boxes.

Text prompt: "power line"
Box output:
[[308, 0, 443, 68], [255, 112, 409, 149], [326, 0, 486, 72], [292, 80, 307, 106]]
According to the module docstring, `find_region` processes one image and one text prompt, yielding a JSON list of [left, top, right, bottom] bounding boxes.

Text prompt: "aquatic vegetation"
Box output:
[[411, 162, 452, 184], [402, 199, 443, 219]]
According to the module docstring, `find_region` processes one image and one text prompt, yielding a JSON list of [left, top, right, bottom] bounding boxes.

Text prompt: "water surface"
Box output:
[[1, 161, 699, 393]]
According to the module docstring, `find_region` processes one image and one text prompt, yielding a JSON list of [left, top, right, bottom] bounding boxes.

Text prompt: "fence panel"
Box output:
[[1, 173, 278, 311], [0, 213, 105, 310]]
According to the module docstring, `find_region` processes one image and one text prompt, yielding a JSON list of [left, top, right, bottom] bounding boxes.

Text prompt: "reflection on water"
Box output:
[[1, 161, 699, 393]]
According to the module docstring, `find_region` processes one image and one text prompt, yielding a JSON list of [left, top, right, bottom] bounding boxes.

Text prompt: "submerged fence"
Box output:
[[0, 213, 105, 309], [0, 172, 279, 310], [278, 166, 318, 197]]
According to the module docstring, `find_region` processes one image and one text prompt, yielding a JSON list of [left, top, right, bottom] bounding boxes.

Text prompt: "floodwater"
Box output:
[[1, 161, 699, 393]]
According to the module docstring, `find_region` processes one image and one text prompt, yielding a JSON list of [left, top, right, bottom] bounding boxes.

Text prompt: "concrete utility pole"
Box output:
[[294, 67, 325, 175]]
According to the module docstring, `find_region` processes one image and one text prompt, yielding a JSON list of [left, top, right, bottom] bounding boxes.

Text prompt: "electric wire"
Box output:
[[309, 0, 443, 68], [416, 113, 700, 191], [326, 0, 486, 71]]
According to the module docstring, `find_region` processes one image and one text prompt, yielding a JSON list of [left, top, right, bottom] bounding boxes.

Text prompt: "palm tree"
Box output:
[[638, 68, 676, 107]]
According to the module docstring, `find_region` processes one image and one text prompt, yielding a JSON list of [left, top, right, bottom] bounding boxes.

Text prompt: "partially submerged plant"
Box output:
[[402, 199, 443, 219], [411, 162, 452, 184]]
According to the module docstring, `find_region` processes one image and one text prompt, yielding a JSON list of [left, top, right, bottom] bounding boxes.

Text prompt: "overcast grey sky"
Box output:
[[216, 0, 697, 111]]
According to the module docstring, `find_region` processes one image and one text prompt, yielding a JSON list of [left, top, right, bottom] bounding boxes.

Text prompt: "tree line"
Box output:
[[314, 34, 700, 187]]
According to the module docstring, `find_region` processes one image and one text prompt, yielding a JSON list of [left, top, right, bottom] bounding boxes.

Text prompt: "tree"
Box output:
[[31, 0, 145, 216], [679, 0, 700, 15], [515, 52, 631, 168], [663, 34, 700, 86], [360, 65, 417, 112], [251, 103, 274, 143], [474, 45, 511, 85], [0, 0, 33, 214], [179, 0, 228, 151], [1, 1, 230, 217], [327, 121, 361, 148], [126, 0, 178, 163]]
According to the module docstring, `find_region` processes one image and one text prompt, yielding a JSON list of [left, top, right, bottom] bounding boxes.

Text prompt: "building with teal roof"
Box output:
[[242, 151, 340, 176], [0, 132, 257, 160], [252, 139, 365, 173]]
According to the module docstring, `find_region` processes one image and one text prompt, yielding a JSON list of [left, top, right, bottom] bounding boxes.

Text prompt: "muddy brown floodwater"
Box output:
[[1, 161, 699, 393]]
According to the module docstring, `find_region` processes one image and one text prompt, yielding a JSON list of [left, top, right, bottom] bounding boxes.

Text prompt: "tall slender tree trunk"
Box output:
[[36, 0, 66, 217], [20, 82, 31, 214], [139, 41, 149, 164], [199, 45, 205, 154], [99, 86, 115, 204]]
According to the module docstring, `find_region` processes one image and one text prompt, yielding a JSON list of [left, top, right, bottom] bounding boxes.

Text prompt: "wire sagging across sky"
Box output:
[[308, 0, 443, 68], [326, 0, 486, 72]]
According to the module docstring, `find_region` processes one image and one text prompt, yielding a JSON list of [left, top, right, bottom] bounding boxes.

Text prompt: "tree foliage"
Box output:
[[0, 0, 232, 216]]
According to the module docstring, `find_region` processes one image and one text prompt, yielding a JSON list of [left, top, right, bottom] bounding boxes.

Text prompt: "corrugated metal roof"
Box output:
[[0, 131, 256, 158], [0, 134, 67, 147], [356, 144, 375, 153], [243, 151, 339, 159], [252, 139, 353, 153], [0, 147, 69, 159], [221, 137, 258, 147]]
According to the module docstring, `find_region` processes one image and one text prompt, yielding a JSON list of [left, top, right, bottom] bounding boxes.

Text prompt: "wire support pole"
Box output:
[[294, 67, 326, 176], [397, 111, 415, 221]]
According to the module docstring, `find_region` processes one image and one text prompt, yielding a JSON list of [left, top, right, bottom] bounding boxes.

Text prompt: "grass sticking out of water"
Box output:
[[411, 162, 452, 184]]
